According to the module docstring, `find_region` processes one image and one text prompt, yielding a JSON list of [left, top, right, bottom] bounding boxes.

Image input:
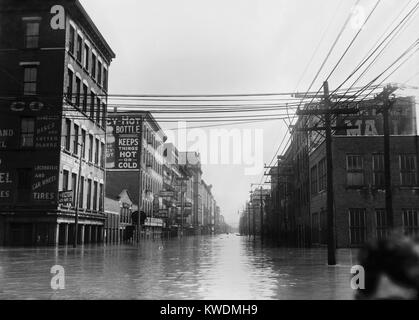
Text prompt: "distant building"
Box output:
[[179, 152, 202, 235], [106, 111, 166, 238], [162, 143, 193, 236], [0, 0, 115, 246], [200, 179, 215, 235]]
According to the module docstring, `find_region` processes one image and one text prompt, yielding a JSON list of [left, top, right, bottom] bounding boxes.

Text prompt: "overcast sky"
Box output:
[[80, 0, 419, 227]]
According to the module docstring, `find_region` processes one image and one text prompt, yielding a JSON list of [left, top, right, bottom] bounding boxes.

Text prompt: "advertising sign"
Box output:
[[58, 190, 73, 206], [106, 114, 143, 170]]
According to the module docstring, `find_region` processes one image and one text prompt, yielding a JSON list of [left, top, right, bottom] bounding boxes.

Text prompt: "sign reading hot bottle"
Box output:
[[106, 115, 143, 170]]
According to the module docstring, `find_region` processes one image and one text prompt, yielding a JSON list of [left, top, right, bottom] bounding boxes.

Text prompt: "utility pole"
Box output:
[[247, 202, 250, 238], [323, 81, 336, 266], [181, 180, 185, 237], [297, 81, 358, 265], [74, 142, 84, 248], [252, 200, 256, 241], [260, 186, 264, 243], [380, 86, 397, 229]]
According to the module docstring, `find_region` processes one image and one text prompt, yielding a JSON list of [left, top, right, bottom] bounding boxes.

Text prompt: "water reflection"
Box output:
[[0, 235, 356, 300]]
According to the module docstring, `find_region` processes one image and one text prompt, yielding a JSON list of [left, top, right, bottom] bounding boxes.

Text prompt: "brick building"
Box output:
[[0, 0, 115, 246], [268, 95, 418, 248], [310, 135, 419, 248], [106, 111, 166, 238]]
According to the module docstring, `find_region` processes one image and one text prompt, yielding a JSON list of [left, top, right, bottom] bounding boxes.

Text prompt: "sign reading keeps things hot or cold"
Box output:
[[106, 114, 142, 170]]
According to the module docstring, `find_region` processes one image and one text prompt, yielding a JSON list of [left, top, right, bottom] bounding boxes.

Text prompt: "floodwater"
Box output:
[[0, 235, 358, 300]]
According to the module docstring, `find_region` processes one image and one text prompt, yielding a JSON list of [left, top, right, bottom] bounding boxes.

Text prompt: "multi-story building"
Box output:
[[162, 142, 193, 236], [269, 95, 418, 248], [0, 0, 115, 246], [106, 111, 166, 238], [200, 179, 214, 235], [310, 135, 419, 248], [179, 151, 202, 235]]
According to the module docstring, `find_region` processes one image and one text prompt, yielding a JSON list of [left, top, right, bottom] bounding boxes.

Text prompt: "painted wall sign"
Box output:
[[106, 115, 143, 170], [31, 165, 59, 203]]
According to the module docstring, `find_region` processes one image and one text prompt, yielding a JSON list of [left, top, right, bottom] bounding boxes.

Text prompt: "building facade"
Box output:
[[106, 111, 166, 238], [310, 135, 419, 248], [267, 95, 418, 248], [0, 0, 115, 246]]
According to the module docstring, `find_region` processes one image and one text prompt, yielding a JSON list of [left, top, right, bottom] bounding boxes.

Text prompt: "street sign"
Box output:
[[58, 190, 73, 206]]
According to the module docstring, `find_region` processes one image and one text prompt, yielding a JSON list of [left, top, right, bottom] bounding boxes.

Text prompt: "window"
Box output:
[[64, 119, 71, 151], [95, 138, 100, 164], [79, 177, 84, 208], [318, 158, 326, 192], [103, 67, 108, 91], [102, 102, 106, 128], [73, 124, 79, 155], [71, 173, 77, 206], [96, 97, 101, 124], [99, 184, 104, 211], [97, 61, 102, 84], [20, 117, 35, 147], [69, 25, 75, 55], [62, 170, 69, 191], [87, 179, 92, 209], [81, 129, 86, 159], [91, 53, 97, 79], [349, 208, 366, 245], [93, 181, 98, 211], [23, 66, 37, 95], [310, 165, 318, 195], [100, 142, 105, 167], [84, 44, 89, 70], [373, 154, 385, 187], [90, 92, 95, 119], [67, 68, 73, 102], [88, 134, 94, 162], [400, 155, 417, 186], [347, 155, 364, 187], [17, 169, 32, 202], [82, 83, 88, 112], [376, 209, 388, 240], [75, 77, 81, 107], [76, 34, 82, 62], [24, 21, 40, 48], [402, 209, 419, 236]]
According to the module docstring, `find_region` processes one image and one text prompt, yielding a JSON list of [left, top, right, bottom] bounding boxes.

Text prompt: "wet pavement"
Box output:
[[0, 234, 358, 299]]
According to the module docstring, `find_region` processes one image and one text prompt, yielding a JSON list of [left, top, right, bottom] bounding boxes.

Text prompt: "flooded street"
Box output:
[[0, 235, 358, 300]]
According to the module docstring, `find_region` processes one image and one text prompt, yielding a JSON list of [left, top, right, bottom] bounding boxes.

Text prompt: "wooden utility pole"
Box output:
[[260, 186, 264, 243], [297, 81, 358, 265], [324, 81, 336, 266], [252, 199, 256, 241], [247, 202, 251, 237], [380, 86, 397, 229]]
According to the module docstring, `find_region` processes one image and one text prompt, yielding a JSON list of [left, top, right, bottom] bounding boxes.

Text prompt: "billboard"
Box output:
[[106, 114, 143, 170]]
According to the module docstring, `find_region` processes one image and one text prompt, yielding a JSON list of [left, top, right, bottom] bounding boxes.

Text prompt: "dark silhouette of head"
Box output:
[[355, 235, 419, 300]]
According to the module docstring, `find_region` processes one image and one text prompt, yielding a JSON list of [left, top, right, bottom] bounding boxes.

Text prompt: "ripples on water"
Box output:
[[0, 235, 357, 300]]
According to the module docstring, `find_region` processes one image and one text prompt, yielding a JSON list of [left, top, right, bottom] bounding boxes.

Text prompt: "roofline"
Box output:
[[72, 0, 116, 60]]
